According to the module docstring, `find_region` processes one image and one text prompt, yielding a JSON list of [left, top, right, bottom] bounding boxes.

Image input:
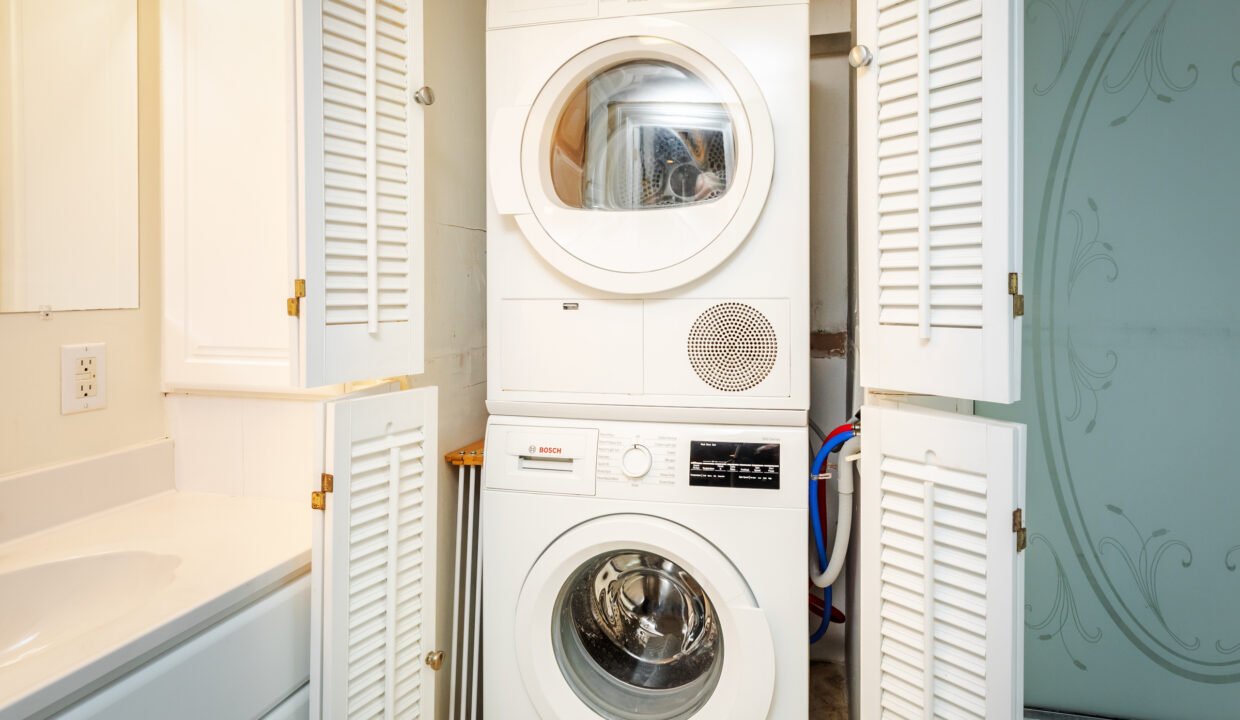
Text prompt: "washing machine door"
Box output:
[[513, 514, 776, 719], [491, 20, 775, 295]]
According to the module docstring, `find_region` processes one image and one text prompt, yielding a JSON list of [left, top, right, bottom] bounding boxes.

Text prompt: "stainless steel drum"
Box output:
[[552, 550, 725, 720]]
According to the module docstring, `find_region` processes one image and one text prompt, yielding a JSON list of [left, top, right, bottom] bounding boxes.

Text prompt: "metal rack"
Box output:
[[445, 440, 485, 719]]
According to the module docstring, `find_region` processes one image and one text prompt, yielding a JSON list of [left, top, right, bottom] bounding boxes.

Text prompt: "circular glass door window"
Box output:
[[552, 550, 724, 720], [550, 60, 736, 212]]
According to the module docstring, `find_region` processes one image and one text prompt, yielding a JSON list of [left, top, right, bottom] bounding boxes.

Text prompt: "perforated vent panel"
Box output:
[[686, 303, 778, 392]]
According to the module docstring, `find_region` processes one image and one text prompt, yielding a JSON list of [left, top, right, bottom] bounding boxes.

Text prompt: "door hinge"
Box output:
[[287, 278, 306, 317], [1008, 272, 1024, 317], [311, 473, 334, 510], [1013, 508, 1027, 552], [425, 650, 444, 671]]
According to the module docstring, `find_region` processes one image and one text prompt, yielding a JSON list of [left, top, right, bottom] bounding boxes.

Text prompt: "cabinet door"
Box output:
[[859, 404, 1025, 719], [162, 0, 302, 391], [311, 386, 438, 719], [300, 0, 427, 387], [856, 0, 1022, 403], [854, 0, 1027, 713]]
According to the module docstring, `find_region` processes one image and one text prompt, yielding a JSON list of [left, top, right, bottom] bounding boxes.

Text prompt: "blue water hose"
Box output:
[[809, 430, 853, 644]]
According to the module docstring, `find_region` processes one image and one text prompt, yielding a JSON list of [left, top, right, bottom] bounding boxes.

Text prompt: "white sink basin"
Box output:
[[0, 492, 309, 720], [0, 552, 180, 669]]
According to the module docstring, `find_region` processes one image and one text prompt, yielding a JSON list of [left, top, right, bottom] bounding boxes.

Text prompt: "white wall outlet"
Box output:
[[61, 343, 107, 414]]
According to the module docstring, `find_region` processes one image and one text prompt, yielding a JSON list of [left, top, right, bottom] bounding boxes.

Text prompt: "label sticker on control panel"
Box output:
[[688, 441, 781, 490]]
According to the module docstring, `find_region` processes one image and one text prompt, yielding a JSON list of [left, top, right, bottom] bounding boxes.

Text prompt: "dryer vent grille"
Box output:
[[687, 303, 778, 392]]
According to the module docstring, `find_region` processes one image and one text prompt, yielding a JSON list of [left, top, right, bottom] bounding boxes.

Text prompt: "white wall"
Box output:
[[415, 2, 489, 717], [0, 0, 163, 478]]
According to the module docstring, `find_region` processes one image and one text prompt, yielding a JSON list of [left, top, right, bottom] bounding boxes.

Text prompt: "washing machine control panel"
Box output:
[[597, 432, 678, 485], [487, 416, 807, 508], [595, 426, 795, 498]]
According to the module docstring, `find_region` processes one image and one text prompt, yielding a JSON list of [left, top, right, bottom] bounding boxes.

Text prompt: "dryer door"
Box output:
[[491, 21, 775, 295], [513, 514, 776, 719]]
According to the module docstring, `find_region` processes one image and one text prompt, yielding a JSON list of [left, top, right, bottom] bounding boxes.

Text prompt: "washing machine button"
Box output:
[[620, 444, 653, 478]]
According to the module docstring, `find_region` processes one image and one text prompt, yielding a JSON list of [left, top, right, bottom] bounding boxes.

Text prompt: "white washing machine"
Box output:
[[482, 415, 809, 719], [486, 0, 810, 426]]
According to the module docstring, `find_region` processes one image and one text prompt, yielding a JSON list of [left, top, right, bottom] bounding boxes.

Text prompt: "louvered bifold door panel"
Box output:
[[315, 387, 438, 719], [857, 0, 1021, 403], [301, 0, 426, 387], [859, 404, 1025, 720]]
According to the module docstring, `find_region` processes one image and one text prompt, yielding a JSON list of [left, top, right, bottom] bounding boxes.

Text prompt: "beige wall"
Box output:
[[0, 0, 164, 477], [810, 0, 851, 35], [412, 1, 489, 717], [808, 0, 853, 664]]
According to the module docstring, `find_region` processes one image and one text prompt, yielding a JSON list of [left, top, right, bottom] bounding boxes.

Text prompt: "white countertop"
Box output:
[[0, 491, 310, 719]]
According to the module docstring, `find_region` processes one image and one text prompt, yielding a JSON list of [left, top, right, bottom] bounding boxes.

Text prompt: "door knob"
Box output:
[[414, 86, 436, 106], [848, 45, 873, 68]]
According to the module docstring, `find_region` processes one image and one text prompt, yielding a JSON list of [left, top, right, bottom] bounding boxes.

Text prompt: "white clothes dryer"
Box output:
[[486, 0, 809, 426], [482, 415, 809, 719]]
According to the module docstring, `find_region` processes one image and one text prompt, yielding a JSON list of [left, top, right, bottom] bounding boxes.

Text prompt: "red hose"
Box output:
[[809, 424, 854, 626], [823, 424, 853, 444], [807, 592, 847, 623]]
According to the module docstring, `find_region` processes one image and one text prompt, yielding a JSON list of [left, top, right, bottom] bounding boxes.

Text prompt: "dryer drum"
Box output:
[[552, 550, 725, 720], [550, 59, 736, 212]]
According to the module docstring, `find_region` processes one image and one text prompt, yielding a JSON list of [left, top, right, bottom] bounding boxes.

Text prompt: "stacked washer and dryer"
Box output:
[[483, 1, 811, 718]]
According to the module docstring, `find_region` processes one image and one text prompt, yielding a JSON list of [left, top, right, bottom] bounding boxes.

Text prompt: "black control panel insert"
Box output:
[[689, 441, 781, 490]]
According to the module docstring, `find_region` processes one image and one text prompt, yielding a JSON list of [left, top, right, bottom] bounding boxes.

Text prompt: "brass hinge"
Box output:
[[287, 278, 306, 317], [1013, 508, 1027, 552], [1008, 272, 1024, 317], [425, 650, 444, 671], [311, 473, 334, 510]]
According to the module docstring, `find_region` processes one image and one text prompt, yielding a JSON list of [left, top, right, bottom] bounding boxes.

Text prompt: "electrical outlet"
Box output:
[[62, 343, 107, 414]]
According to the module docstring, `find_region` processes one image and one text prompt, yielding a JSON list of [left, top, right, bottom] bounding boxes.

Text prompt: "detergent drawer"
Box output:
[[485, 423, 598, 496]]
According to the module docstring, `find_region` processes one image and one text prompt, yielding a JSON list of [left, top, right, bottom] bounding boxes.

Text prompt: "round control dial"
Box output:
[[620, 444, 653, 478]]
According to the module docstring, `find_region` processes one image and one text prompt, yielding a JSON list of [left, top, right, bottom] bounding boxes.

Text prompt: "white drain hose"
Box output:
[[810, 435, 861, 589]]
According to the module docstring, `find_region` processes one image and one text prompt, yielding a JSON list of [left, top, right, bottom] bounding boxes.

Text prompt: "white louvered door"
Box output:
[[300, 0, 426, 387], [855, 0, 1027, 713], [856, 0, 1022, 403], [313, 386, 438, 719], [859, 404, 1025, 719]]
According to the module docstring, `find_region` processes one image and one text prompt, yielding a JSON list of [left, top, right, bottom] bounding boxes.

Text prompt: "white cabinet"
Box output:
[[856, 0, 1022, 404], [310, 386, 439, 718], [853, 0, 1027, 714], [857, 403, 1025, 718], [54, 575, 312, 720], [163, 387, 442, 720], [161, 0, 428, 391], [159, 3, 440, 718], [264, 684, 310, 719]]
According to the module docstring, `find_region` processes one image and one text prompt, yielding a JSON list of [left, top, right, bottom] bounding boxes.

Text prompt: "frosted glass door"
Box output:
[[979, 2, 1240, 718]]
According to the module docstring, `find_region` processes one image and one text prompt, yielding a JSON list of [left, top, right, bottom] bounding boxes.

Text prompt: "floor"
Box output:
[[807, 663, 1109, 720], [809, 662, 848, 719]]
